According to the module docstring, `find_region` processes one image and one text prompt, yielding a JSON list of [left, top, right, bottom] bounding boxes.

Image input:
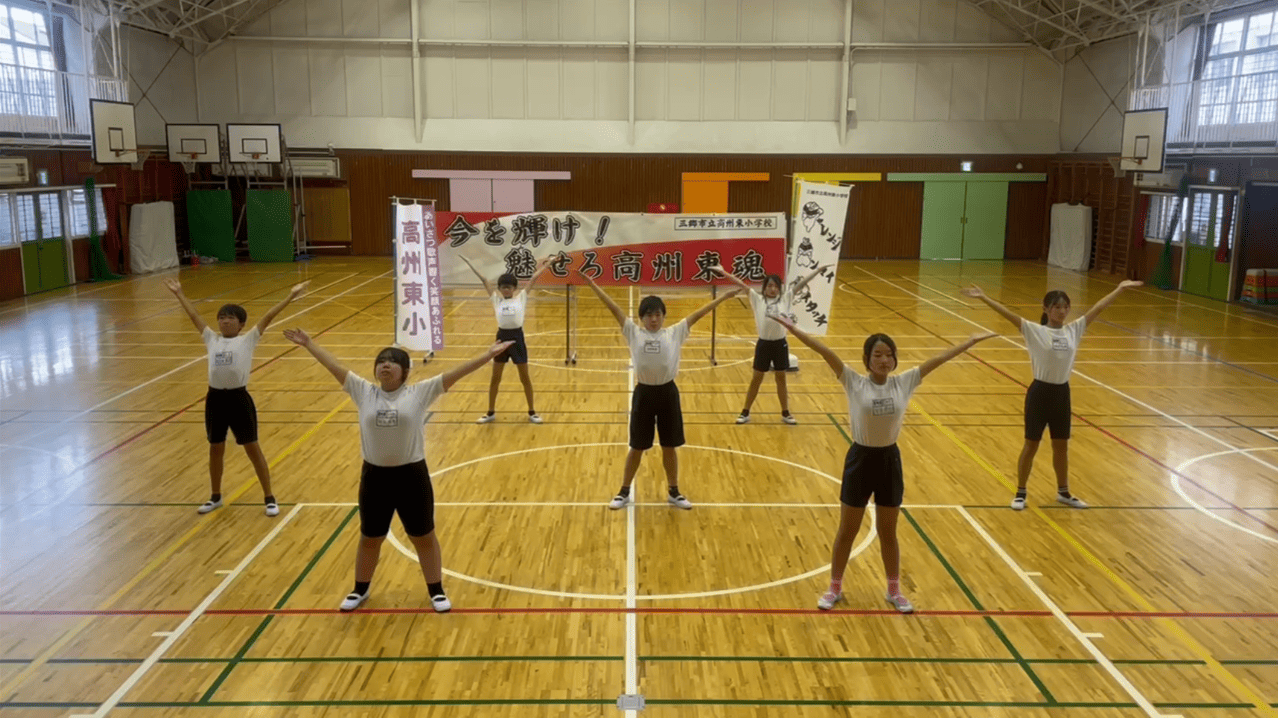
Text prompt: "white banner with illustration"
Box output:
[[434, 211, 787, 287], [393, 202, 445, 351], [785, 181, 850, 335]]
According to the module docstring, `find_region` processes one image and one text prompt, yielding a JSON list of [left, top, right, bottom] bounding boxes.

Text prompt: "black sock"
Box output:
[[485, 410, 494, 417], [668, 485, 681, 498], [427, 581, 445, 598], [353, 581, 370, 596], [209, 493, 222, 502], [781, 410, 791, 417], [616, 485, 631, 498], [740, 409, 750, 416], [264, 495, 275, 505], [528, 409, 537, 415], [1015, 488, 1027, 499], [1058, 487, 1071, 498]]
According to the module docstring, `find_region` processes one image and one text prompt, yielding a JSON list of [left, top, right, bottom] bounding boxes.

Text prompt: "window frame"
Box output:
[[0, 0, 62, 120], [0, 184, 111, 249]]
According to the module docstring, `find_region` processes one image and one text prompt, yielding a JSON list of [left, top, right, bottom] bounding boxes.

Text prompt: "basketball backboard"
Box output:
[[90, 100, 138, 165], [1121, 108, 1167, 173], [227, 124, 282, 163], [166, 124, 221, 163]]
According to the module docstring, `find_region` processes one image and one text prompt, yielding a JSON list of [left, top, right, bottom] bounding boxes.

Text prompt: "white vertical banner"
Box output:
[[786, 180, 851, 336], [394, 201, 445, 351]]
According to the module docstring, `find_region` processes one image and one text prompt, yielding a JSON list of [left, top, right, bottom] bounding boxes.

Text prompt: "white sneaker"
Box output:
[[431, 594, 452, 613], [817, 590, 844, 610], [735, 413, 751, 424], [528, 414, 543, 424], [264, 501, 279, 517], [197, 498, 223, 514], [1056, 494, 1089, 509], [339, 591, 369, 611], [885, 591, 915, 614], [608, 493, 631, 510], [1010, 495, 1026, 511], [667, 493, 692, 510], [781, 414, 798, 425], [476, 413, 496, 424]]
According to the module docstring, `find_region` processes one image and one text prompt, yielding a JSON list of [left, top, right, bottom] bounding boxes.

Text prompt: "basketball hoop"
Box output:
[[181, 153, 198, 175], [250, 153, 262, 161], [1106, 156, 1143, 179]]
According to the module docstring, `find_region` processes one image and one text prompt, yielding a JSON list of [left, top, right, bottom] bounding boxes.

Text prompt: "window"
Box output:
[[1144, 194, 1187, 244], [0, 2, 59, 118], [1185, 191, 1233, 250], [67, 187, 107, 237], [12, 190, 60, 242], [0, 194, 12, 247], [1197, 9, 1278, 126]]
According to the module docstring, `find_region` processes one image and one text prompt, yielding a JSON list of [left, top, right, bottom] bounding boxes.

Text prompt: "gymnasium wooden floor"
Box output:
[[1, 257, 1276, 718]]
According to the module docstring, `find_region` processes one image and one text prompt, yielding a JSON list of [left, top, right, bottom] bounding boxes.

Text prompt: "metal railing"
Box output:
[[1131, 75, 1278, 153], [0, 62, 128, 146]]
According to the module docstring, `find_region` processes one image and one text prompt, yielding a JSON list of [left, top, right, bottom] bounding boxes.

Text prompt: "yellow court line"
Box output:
[[0, 397, 351, 702], [909, 400, 1278, 718]]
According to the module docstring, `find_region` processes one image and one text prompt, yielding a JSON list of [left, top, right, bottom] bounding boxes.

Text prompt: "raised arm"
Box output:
[[791, 264, 833, 294], [283, 328, 350, 386], [710, 265, 755, 293], [458, 255, 492, 295], [522, 257, 551, 291], [1083, 280, 1143, 325], [164, 279, 208, 334], [960, 285, 1024, 330], [685, 287, 743, 328], [256, 281, 310, 335], [917, 331, 998, 379], [577, 271, 627, 327], [440, 340, 517, 391], [769, 314, 844, 380]]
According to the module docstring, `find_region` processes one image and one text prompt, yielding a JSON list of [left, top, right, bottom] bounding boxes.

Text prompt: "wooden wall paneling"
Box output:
[[72, 238, 89, 283], [301, 187, 352, 252], [0, 247, 23, 300], [1006, 181, 1049, 259], [847, 181, 924, 259]]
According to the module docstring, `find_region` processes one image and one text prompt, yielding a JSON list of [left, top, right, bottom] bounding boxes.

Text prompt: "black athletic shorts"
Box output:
[[752, 338, 791, 372], [629, 381, 685, 450], [205, 386, 258, 445], [1024, 379, 1071, 441], [359, 460, 435, 538], [494, 327, 528, 364], [840, 443, 904, 508]]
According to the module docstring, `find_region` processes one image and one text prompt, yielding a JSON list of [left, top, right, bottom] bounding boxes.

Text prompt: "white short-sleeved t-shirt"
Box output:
[[1021, 318, 1087, 385], [749, 290, 793, 341], [623, 318, 691, 386], [492, 290, 527, 330], [203, 326, 260, 389], [344, 373, 446, 467], [839, 366, 923, 447]]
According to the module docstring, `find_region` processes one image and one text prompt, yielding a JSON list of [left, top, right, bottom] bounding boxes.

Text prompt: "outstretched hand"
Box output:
[[283, 328, 311, 347], [968, 331, 998, 344], [767, 314, 799, 331], [289, 281, 310, 299], [710, 264, 727, 275], [959, 285, 984, 298], [164, 279, 182, 295], [488, 340, 516, 358], [1118, 280, 1143, 289]]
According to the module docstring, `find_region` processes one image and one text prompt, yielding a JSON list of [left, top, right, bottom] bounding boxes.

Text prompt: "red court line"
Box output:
[[4, 608, 1276, 618]]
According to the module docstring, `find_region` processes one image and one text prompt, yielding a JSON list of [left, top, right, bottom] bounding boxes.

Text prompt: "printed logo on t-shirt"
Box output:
[[214, 352, 233, 366], [1051, 336, 1071, 351], [872, 397, 896, 416], [644, 340, 662, 354], [500, 305, 516, 315], [375, 410, 399, 427]]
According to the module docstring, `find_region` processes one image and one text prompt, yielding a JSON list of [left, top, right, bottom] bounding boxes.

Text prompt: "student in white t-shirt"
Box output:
[[165, 278, 308, 517], [577, 270, 742, 510], [770, 314, 996, 613], [961, 281, 1142, 511], [283, 328, 513, 613], [712, 263, 831, 425], [459, 255, 550, 424]]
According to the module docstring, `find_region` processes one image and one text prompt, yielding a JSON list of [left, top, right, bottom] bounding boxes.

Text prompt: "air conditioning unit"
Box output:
[[0, 157, 30, 185], [1134, 167, 1185, 190], [288, 157, 340, 178]]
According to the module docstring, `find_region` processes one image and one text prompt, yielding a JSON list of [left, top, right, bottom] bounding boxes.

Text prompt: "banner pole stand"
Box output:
[[710, 284, 718, 366], [565, 284, 576, 365]]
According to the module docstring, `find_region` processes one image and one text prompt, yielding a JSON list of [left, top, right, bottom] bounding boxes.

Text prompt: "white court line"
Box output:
[[955, 507, 1167, 718], [1082, 632, 1105, 638], [1, 272, 390, 458], [1172, 447, 1278, 546], [72, 504, 303, 718], [855, 267, 1278, 478]]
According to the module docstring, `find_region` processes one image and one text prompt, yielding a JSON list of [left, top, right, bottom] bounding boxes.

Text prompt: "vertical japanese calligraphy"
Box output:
[[394, 202, 446, 351]]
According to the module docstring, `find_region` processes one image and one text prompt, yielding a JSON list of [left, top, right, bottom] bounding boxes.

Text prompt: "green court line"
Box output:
[[900, 507, 1057, 704], [823, 413, 1055, 704], [197, 506, 359, 703]]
